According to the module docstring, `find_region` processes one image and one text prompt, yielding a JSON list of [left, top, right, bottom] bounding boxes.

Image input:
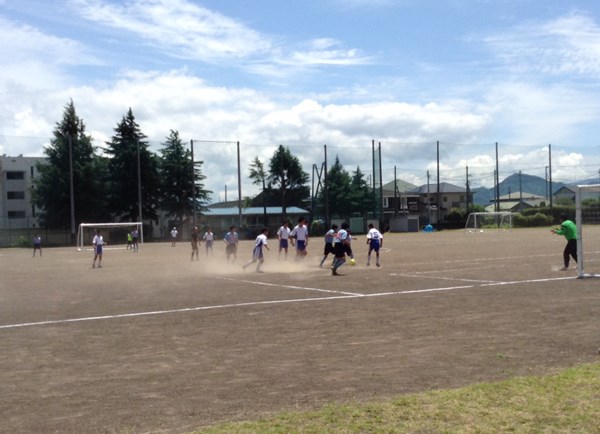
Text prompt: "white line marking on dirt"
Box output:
[[389, 273, 498, 284], [215, 276, 364, 297], [0, 276, 577, 330]]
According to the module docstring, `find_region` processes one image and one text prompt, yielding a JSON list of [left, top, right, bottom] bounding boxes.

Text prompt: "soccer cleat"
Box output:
[[376, 263, 380, 267]]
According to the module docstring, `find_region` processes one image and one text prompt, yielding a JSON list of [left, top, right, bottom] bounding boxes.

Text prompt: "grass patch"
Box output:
[[193, 363, 600, 433]]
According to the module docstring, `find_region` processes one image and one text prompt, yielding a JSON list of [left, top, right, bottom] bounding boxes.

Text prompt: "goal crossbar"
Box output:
[[77, 222, 142, 251], [464, 212, 512, 232]]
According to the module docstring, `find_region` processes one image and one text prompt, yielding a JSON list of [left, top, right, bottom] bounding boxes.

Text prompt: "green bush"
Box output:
[[16, 236, 30, 248], [513, 212, 553, 227]]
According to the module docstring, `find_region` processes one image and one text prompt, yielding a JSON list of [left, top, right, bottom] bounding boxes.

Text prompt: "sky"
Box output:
[[1, 0, 600, 202]]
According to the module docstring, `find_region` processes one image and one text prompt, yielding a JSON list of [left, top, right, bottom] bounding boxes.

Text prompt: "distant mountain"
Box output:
[[472, 173, 566, 206]]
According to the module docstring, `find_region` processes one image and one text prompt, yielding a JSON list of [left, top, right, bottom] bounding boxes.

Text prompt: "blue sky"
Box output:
[[1, 0, 600, 201]]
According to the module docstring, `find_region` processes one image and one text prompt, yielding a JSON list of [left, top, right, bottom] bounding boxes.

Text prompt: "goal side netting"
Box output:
[[77, 222, 143, 251], [465, 212, 512, 232], [576, 185, 600, 278]]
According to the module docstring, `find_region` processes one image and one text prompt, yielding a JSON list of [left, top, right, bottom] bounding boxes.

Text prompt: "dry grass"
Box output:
[[196, 363, 600, 433]]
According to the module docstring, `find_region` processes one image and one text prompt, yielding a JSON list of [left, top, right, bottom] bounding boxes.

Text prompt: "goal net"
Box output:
[[77, 222, 143, 251], [575, 185, 600, 278], [465, 212, 512, 232]]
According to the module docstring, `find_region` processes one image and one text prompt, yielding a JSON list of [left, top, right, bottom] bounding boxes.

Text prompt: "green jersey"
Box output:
[[555, 220, 577, 241]]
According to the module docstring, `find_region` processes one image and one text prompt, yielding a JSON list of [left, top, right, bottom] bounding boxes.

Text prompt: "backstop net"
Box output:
[[77, 222, 143, 251], [575, 185, 600, 278], [465, 212, 512, 232]]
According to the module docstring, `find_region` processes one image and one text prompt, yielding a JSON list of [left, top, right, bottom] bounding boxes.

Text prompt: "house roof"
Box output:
[[381, 179, 417, 194], [203, 206, 309, 217], [407, 182, 466, 195]]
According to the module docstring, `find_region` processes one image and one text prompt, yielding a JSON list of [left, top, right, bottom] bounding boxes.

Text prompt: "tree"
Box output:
[[348, 166, 375, 217], [323, 156, 353, 218], [32, 100, 108, 231], [105, 108, 160, 222], [158, 131, 210, 227], [249, 156, 268, 226], [267, 145, 309, 218]]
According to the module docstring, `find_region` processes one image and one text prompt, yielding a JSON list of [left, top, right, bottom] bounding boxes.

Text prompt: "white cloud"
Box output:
[[485, 12, 600, 76], [71, 0, 271, 60]]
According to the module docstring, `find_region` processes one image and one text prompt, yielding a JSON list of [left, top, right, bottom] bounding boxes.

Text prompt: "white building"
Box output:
[[0, 155, 46, 229]]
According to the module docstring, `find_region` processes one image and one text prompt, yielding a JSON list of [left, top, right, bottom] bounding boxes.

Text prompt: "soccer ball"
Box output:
[[349, 258, 356, 266]]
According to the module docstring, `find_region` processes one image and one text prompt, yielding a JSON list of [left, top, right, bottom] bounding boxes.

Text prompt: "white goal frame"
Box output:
[[575, 184, 600, 278], [464, 212, 512, 232], [77, 222, 143, 251]]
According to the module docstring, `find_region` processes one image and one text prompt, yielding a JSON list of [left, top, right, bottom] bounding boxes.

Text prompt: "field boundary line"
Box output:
[[0, 276, 576, 330]]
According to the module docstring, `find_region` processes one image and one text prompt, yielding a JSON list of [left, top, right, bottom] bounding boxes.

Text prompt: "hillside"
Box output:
[[472, 173, 566, 206]]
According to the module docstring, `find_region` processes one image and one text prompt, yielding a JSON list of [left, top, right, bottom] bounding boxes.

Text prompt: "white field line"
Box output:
[[0, 276, 576, 330], [389, 273, 498, 284]]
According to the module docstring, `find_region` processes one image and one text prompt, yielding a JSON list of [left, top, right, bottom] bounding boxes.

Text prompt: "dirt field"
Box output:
[[0, 227, 599, 433]]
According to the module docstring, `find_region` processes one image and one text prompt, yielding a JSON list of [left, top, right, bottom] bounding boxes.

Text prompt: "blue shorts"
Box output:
[[369, 240, 380, 252], [279, 239, 289, 249], [296, 240, 306, 251], [95, 245, 103, 255]]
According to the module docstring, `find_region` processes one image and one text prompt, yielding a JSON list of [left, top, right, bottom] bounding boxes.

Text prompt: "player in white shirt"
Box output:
[[203, 227, 215, 256], [243, 228, 270, 272], [92, 229, 105, 268], [276, 221, 291, 260], [290, 217, 309, 261], [332, 222, 351, 275], [170, 227, 178, 247], [366, 223, 383, 267]]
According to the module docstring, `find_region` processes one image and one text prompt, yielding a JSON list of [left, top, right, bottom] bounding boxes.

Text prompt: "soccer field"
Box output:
[[0, 228, 598, 433]]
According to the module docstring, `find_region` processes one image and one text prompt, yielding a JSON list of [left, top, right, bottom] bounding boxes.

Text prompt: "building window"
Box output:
[[8, 211, 26, 219], [7, 191, 25, 200], [382, 197, 389, 208], [6, 171, 25, 180]]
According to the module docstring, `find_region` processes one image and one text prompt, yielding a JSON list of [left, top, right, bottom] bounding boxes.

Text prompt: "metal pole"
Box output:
[[495, 142, 500, 213], [548, 144, 553, 212], [436, 141, 441, 225], [190, 139, 196, 227], [378, 142, 383, 225], [324, 144, 329, 228], [137, 138, 144, 243], [237, 141, 242, 229], [68, 135, 76, 245]]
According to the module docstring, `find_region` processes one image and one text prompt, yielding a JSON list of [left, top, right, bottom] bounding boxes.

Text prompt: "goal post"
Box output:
[[464, 212, 512, 232], [77, 222, 143, 251], [575, 184, 600, 278]]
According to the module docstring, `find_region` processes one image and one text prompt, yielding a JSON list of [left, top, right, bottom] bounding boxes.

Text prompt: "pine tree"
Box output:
[[267, 145, 309, 217], [105, 108, 160, 222], [32, 100, 108, 230], [158, 131, 210, 227], [323, 156, 353, 218]]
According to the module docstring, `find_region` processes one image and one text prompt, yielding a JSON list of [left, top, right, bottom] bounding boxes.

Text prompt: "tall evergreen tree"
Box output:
[[105, 108, 160, 222], [267, 145, 309, 217], [158, 131, 210, 227], [323, 156, 353, 217], [348, 166, 375, 217], [248, 156, 269, 225], [32, 100, 108, 230]]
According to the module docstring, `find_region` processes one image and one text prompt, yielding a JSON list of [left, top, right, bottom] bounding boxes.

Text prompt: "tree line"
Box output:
[[32, 101, 377, 232]]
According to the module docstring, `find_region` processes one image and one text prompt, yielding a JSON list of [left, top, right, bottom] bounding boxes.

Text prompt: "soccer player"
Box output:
[[551, 214, 577, 270], [290, 217, 309, 261], [243, 228, 270, 272], [277, 220, 291, 260], [92, 229, 105, 268], [224, 225, 239, 263], [319, 224, 337, 268], [332, 222, 351, 276], [191, 226, 200, 261], [126, 231, 133, 250], [203, 226, 214, 256], [131, 227, 139, 252], [32, 234, 42, 257], [366, 223, 383, 267], [170, 227, 178, 247]]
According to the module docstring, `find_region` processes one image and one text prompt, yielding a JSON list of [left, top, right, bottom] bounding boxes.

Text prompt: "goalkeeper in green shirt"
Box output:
[[551, 214, 578, 270]]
